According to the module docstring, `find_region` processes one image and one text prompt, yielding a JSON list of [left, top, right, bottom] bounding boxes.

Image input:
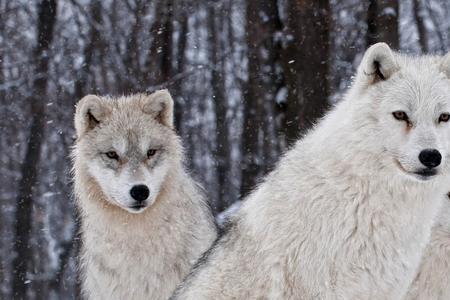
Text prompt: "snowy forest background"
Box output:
[[0, 0, 449, 298]]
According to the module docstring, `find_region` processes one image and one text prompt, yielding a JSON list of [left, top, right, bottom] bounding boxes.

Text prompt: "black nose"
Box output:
[[130, 185, 150, 202], [418, 149, 442, 169]]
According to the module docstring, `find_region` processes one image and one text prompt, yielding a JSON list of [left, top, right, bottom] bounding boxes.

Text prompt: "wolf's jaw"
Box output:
[[393, 159, 441, 182]]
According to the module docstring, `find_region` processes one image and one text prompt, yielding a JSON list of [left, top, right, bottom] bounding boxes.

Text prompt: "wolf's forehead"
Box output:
[[109, 129, 141, 153], [392, 68, 450, 111], [110, 136, 128, 154], [109, 126, 164, 154]]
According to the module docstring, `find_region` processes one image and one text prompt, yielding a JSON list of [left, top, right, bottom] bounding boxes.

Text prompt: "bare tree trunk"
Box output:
[[367, 0, 399, 49], [282, 0, 331, 146], [73, 224, 83, 299], [48, 225, 78, 296], [11, 1, 57, 299], [0, 1, 4, 103], [145, 0, 173, 87], [0, 0, 10, 280], [173, 10, 188, 131], [241, 0, 283, 197], [74, 0, 103, 99], [412, 0, 428, 53], [0, 12, 5, 295], [208, 4, 232, 212], [0, 181, 4, 300], [123, 0, 148, 93], [0, 9, 8, 286]]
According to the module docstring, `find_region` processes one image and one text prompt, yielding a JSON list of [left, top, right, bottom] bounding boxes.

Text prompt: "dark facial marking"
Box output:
[[439, 113, 450, 123], [374, 60, 385, 81], [105, 151, 119, 160], [87, 110, 100, 130], [147, 149, 157, 158]]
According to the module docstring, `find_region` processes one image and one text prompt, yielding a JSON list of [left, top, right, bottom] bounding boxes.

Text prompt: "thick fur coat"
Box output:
[[72, 90, 217, 300], [171, 44, 450, 300], [405, 196, 450, 300]]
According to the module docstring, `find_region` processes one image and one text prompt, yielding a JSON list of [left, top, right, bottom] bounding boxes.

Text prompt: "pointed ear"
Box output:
[[358, 43, 399, 85], [74, 95, 110, 137], [440, 52, 450, 78], [141, 89, 174, 128]]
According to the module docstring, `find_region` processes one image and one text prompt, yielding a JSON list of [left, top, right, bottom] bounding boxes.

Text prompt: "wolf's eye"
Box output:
[[392, 111, 409, 122], [147, 149, 157, 158], [105, 151, 119, 160], [439, 113, 450, 123]]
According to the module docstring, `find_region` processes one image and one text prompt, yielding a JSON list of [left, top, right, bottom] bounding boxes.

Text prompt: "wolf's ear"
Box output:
[[440, 52, 450, 78], [141, 89, 174, 128], [74, 95, 110, 136], [358, 43, 398, 85]]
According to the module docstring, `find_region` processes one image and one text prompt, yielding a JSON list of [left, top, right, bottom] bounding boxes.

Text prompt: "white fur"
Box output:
[[73, 91, 217, 300], [171, 44, 450, 299], [405, 196, 450, 300]]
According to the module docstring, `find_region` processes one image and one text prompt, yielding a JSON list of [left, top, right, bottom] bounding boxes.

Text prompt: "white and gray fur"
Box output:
[[72, 90, 217, 300], [405, 195, 450, 300], [171, 44, 450, 300]]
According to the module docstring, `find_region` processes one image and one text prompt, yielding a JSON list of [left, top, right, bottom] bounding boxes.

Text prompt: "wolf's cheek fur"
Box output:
[[144, 159, 171, 205], [87, 160, 122, 206], [391, 127, 441, 172]]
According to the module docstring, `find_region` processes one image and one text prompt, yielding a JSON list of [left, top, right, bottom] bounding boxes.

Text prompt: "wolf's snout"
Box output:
[[418, 149, 442, 169], [130, 185, 150, 202]]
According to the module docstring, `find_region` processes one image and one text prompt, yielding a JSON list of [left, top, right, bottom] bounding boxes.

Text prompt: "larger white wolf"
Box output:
[[171, 44, 450, 300], [72, 90, 217, 300]]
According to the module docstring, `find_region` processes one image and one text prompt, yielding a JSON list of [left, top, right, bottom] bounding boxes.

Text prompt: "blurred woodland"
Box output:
[[1, 0, 449, 298]]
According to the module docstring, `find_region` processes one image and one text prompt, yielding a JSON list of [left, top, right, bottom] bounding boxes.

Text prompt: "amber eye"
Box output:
[[439, 113, 450, 123], [147, 149, 157, 158], [392, 111, 409, 122], [105, 151, 119, 160]]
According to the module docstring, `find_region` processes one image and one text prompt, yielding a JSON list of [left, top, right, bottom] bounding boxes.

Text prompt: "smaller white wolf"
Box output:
[[72, 90, 216, 300], [405, 195, 450, 300]]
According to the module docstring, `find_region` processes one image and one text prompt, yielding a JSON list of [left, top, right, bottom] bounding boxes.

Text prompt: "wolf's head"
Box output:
[[355, 43, 450, 181], [74, 90, 181, 213]]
